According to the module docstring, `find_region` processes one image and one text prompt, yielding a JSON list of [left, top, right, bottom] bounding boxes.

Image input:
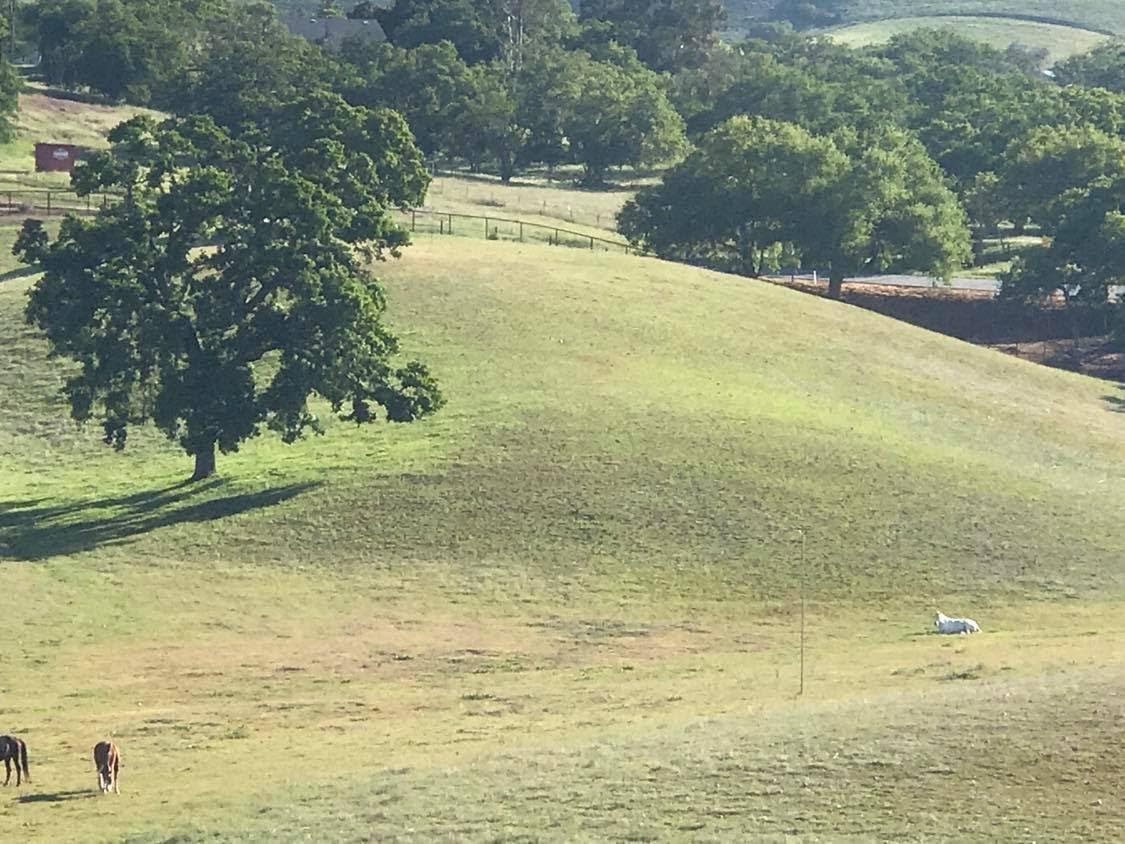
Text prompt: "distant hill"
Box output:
[[726, 1, 1125, 38], [827, 14, 1111, 63]]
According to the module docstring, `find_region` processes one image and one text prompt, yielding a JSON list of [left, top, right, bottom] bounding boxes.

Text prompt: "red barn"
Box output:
[[34, 142, 81, 173]]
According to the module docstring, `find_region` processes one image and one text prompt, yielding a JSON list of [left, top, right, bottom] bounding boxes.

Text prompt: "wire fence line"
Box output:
[[393, 207, 633, 254], [0, 187, 114, 216], [0, 189, 636, 254]]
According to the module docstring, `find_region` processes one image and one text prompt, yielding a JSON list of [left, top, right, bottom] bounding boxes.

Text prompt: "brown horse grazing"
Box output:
[[93, 741, 120, 794], [0, 735, 29, 786]]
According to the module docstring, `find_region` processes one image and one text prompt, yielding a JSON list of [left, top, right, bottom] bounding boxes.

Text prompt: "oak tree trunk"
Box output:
[[191, 442, 216, 482], [827, 272, 844, 299]]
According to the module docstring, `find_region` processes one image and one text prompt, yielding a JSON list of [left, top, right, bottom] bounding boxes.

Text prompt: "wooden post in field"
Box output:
[[799, 528, 806, 696]]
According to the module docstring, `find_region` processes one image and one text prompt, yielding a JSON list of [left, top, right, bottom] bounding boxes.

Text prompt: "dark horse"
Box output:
[[93, 741, 120, 794], [0, 736, 29, 786]]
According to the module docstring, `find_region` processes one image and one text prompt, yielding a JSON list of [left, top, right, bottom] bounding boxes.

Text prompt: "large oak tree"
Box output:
[[15, 108, 443, 482]]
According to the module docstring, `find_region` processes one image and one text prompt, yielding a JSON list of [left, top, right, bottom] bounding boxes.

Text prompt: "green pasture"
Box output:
[[811, 0, 1125, 35], [3, 236, 1125, 839], [829, 15, 1111, 63], [427, 172, 638, 236]]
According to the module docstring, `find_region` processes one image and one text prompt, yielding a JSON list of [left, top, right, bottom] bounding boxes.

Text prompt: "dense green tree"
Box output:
[[1054, 84, 1125, 136], [545, 49, 686, 183], [485, 0, 575, 72], [0, 49, 19, 142], [338, 40, 479, 157], [1000, 176, 1125, 337], [679, 36, 909, 138], [26, 0, 221, 102], [769, 0, 838, 29], [578, 0, 723, 72], [620, 117, 970, 297], [815, 127, 971, 296], [165, 2, 338, 132], [373, 0, 502, 63], [15, 114, 442, 482], [447, 62, 528, 179], [998, 124, 1125, 233], [618, 116, 844, 274], [1055, 41, 1125, 93]]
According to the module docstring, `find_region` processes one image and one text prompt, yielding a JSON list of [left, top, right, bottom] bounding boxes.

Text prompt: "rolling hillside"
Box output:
[[727, 1, 1125, 44], [828, 15, 1111, 62], [3, 237, 1125, 838], [829, 0, 1124, 33]]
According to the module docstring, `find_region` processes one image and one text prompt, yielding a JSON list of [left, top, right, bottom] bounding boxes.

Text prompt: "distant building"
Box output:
[[284, 14, 387, 46], [34, 142, 84, 173]]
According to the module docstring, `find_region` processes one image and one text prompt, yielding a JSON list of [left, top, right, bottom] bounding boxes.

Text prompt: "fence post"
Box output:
[[590, 236, 594, 250], [440, 218, 444, 235], [47, 192, 51, 215], [86, 195, 91, 213], [484, 216, 488, 239], [411, 209, 416, 232], [519, 222, 524, 242], [5, 191, 9, 211], [554, 228, 559, 245], [448, 213, 453, 234], [102, 193, 108, 209]]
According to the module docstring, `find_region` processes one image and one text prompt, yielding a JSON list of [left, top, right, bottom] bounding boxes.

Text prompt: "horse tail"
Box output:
[[20, 740, 29, 781]]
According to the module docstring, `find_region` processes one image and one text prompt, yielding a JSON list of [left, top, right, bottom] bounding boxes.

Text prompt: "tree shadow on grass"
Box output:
[[17, 789, 98, 803], [0, 478, 320, 561], [0, 265, 40, 284], [1103, 389, 1125, 413]]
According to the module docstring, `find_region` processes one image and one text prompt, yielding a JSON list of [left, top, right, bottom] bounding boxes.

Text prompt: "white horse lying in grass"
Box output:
[[934, 611, 981, 634]]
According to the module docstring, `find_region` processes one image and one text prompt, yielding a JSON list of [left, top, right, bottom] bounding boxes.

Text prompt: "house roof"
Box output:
[[283, 14, 387, 45]]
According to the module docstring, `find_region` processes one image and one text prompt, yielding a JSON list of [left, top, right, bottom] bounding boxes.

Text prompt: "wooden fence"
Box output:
[[0, 192, 636, 255], [393, 207, 632, 254], [0, 188, 113, 216]]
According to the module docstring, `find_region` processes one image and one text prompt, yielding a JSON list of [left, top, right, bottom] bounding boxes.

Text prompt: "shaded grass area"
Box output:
[[0, 478, 318, 560], [4, 238, 1125, 838], [828, 14, 1111, 62]]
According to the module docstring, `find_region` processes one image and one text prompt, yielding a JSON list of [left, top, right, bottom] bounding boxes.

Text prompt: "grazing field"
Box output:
[[828, 15, 1111, 63], [3, 238, 1125, 840], [802, 1, 1125, 34], [426, 172, 637, 236]]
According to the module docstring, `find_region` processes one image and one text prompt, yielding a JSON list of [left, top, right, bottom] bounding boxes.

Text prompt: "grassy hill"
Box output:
[[826, 1, 1125, 34], [727, 1, 1125, 47], [4, 236, 1125, 839], [828, 14, 1111, 62]]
